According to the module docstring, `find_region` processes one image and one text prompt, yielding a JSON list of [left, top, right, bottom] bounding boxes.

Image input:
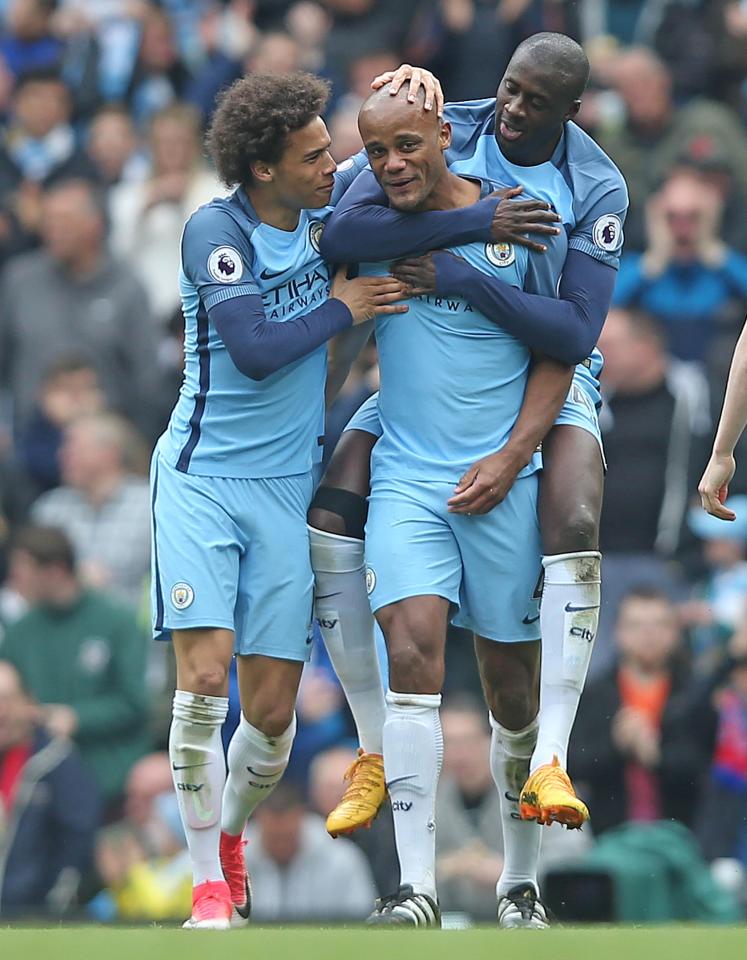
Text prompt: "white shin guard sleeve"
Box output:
[[489, 714, 541, 897], [383, 690, 443, 900], [309, 527, 385, 754], [170, 690, 229, 884], [533, 551, 601, 771], [222, 713, 296, 837]]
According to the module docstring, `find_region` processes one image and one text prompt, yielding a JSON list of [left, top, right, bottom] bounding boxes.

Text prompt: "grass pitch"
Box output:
[[0, 925, 746, 960]]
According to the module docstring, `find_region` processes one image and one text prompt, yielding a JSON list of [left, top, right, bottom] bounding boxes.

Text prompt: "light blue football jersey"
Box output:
[[360, 178, 547, 483], [444, 100, 629, 406], [158, 155, 367, 479]]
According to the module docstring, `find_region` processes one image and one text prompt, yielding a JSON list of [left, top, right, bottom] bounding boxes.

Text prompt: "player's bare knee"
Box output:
[[545, 503, 598, 555], [246, 703, 295, 739], [382, 604, 444, 691], [180, 662, 230, 698], [387, 644, 443, 693], [488, 685, 538, 729]]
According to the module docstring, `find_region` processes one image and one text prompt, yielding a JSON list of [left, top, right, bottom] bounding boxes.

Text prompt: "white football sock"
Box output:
[[309, 527, 385, 754], [532, 551, 601, 771], [170, 690, 228, 886], [221, 712, 296, 837], [383, 690, 443, 901], [490, 713, 541, 897]]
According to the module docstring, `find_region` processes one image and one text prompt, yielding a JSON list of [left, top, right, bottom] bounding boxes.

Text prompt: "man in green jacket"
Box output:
[[1, 525, 150, 807]]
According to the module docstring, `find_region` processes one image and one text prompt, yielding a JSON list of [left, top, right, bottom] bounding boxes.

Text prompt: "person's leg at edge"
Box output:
[[308, 429, 388, 835], [475, 637, 543, 897], [221, 654, 302, 836], [372, 595, 448, 917], [218, 655, 302, 923], [522, 424, 603, 827], [170, 628, 233, 927]]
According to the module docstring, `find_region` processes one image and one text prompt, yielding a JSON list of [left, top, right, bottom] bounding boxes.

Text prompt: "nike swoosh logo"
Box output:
[[172, 762, 210, 771], [386, 774, 418, 789], [260, 267, 285, 280], [522, 614, 540, 624], [505, 791, 520, 803], [564, 602, 600, 613], [316, 593, 341, 600], [247, 765, 276, 778]]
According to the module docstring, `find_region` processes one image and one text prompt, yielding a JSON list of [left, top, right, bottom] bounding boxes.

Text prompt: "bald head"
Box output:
[[495, 32, 589, 163], [510, 32, 590, 101], [358, 81, 450, 211], [360, 81, 434, 126]]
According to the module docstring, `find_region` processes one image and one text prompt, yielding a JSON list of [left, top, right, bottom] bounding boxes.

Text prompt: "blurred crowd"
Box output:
[[0, 0, 747, 926]]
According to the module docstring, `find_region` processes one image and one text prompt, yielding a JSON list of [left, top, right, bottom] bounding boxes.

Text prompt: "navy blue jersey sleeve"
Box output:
[[433, 248, 616, 365], [210, 294, 352, 380], [320, 169, 498, 262], [568, 166, 629, 269], [183, 205, 352, 380], [181, 205, 260, 309]]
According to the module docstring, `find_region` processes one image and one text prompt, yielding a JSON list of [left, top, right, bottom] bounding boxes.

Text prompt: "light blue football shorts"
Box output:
[[364, 473, 543, 643], [344, 373, 605, 463], [553, 377, 605, 466], [150, 446, 315, 660]]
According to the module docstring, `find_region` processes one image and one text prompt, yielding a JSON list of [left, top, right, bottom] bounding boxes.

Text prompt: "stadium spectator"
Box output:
[[245, 781, 377, 921], [595, 307, 710, 672], [682, 501, 747, 676], [0, 0, 102, 119], [0, 659, 100, 917], [0, 0, 63, 79], [571, 587, 718, 837], [0, 178, 159, 438], [244, 29, 303, 76], [420, 0, 542, 102], [85, 104, 146, 186], [30, 411, 150, 609], [108, 102, 223, 325], [125, 4, 191, 126], [0, 525, 150, 806], [696, 617, 747, 866], [92, 752, 191, 922], [709, 0, 747, 117], [308, 744, 399, 897], [16, 356, 106, 494], [613, 170, 747, 364], [320, 0, 418, 84], [598, 47, 747, 250], [0, 68, 99, 262]]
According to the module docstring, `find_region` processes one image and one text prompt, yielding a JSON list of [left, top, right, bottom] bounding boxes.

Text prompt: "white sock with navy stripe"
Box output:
[[221, 712, 296, 836]]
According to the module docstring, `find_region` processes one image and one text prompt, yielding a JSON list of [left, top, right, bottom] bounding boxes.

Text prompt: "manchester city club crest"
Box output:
[[309, 220, 324, 253], [171, 581, 195, 610], [485, 242, 516, 267], [365, 567, 376, 595]]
